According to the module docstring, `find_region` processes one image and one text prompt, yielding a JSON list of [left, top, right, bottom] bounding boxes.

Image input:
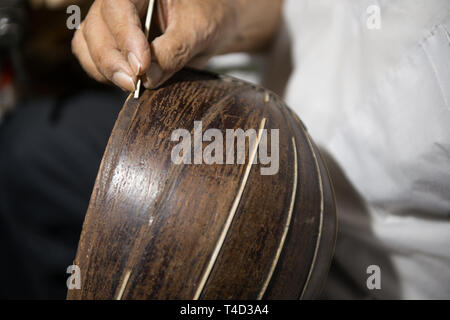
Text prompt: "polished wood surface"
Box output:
[[67, 68, 337, 300]]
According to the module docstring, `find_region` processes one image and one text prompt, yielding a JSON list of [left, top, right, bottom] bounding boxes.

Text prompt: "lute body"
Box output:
[[67, 68, 336, 300]]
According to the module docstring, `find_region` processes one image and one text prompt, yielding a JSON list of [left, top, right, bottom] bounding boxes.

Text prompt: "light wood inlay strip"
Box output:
[[115, 269, 132, 300], [299, 133, 324, 299], [257, 136, 298, 299], [193, 118, 267, 300]]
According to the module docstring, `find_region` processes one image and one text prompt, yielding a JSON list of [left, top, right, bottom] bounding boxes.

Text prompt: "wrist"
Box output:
[[212, 0, 241, 55]]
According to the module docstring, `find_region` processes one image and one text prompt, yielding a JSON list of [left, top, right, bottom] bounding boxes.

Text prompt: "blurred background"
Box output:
[[0, 0, 127, 299]]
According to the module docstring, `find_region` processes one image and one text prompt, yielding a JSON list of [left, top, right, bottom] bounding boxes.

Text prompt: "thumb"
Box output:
[[144, 26, 199, 89]]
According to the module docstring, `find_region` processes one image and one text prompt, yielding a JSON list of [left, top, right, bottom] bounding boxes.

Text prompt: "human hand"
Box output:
[[71, 0, 240, 91]]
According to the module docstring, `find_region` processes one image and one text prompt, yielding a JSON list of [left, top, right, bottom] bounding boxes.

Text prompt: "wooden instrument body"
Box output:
[[67, 69, 336, 300]]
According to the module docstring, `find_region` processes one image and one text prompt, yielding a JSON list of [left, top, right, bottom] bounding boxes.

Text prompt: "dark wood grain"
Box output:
[[67, 68, 337, 300]]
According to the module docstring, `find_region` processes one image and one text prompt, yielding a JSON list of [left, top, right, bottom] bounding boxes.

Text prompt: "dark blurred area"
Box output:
[[0, 1, 126, 299], [0, 0, 27, 116], [1, 0, 101, 101]]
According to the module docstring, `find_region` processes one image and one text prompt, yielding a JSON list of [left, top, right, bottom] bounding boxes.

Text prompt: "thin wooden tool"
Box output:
[[134, 0, 156, 99]]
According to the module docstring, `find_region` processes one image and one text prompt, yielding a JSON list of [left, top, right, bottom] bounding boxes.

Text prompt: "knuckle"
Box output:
[[195, 16, 212, 35], [165, 40, 191, 70], [114, 24, 132, 48], [197, 17, 223, 48], [91, 50, 109, 67], [82, 16, 92, 39], [101, 0, 120, 13], [100, 0, 112, 18], [101, 0, 113, 9]]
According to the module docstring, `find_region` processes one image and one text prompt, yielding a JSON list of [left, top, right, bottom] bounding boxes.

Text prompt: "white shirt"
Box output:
[[273, 0, 450, 299]]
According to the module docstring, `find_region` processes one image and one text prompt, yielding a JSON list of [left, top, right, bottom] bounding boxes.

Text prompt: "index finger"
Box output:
[[101, 0, 152, 76]]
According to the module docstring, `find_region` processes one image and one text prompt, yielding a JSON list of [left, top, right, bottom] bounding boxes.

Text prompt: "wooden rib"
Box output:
[[257, 136, 298, 299], [193, 118, 267, 300], [115, 269, 132, 300], [299, 133, 324, 299]]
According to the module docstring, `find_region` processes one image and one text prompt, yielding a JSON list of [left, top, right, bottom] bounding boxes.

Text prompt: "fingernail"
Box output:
[[112, 71, 135, 92], [128, 52, 142, 76], [144, 63, 163, 89]]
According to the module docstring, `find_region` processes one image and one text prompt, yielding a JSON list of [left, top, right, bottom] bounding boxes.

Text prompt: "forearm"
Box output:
[[222, 0, 284, 54]]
